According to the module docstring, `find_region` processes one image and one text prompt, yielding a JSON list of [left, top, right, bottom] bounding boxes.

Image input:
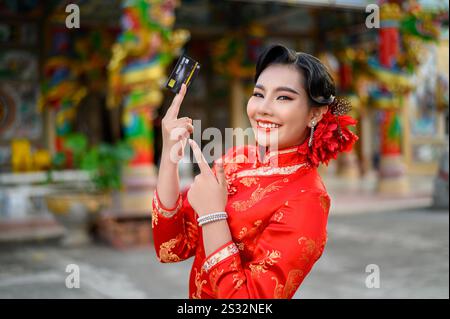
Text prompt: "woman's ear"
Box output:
[[308, 106, 328, 127]]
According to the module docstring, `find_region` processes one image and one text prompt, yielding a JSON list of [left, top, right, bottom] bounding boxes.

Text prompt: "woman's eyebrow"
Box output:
[[255, 84, 300, 95]]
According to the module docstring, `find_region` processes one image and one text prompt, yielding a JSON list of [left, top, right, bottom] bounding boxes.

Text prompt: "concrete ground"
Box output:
[[0, 206, 448, 299]]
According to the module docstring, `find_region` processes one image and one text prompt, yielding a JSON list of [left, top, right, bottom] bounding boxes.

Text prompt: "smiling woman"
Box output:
[[152, 44, 358, 299]]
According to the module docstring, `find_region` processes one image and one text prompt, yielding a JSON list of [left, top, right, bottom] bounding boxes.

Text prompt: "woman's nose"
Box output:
[[256, 98, 274, 116]]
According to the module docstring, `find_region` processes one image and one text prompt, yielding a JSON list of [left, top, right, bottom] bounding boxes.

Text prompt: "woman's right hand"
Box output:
[[161, 84, 194, 163]]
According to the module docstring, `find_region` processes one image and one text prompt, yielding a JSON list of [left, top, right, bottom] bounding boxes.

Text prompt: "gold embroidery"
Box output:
[[272, 269, 304, 299], [232, 274, 245, 290], [229, 256, 239, 271], [254, 220, 263, 227], [203, 243, 239, 272], [314, 236, 328, 262], [237, 220, 262, 240], [236, 242, 245, 251], [319, 194, 330, 214], [186, 221, 198, 251], [151, 206, 158, 228], [240, 177, 259, 187], [224, 153, 248, 164], [159, 234, 182, 262], [272, 211, 284, 223], [192, 267, 207, 299], [152, 190, 182, 219], [235, 163, 308, 179], [249, 250, 281, 278], [298, 237, 317, 263], [209, 268, 224, 294], [232, 180, 287, 212], [224, 162, 242, 175], [238, 227, 248, 240]]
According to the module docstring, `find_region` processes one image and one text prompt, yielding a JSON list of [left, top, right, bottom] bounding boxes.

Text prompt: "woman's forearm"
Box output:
[[202, 220, 233, 256], [156, 149, 181, 209]]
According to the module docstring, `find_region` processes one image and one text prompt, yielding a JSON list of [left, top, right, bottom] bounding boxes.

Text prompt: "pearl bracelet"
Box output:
[[197, 212, 228, 227]]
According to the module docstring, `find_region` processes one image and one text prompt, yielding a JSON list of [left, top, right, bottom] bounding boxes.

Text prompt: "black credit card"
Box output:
[[165, 54, 201, 94]]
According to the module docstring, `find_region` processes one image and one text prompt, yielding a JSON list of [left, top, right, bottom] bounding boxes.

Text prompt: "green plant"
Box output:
[[56, 133, 134, 191], [81, 142, 134, 191]]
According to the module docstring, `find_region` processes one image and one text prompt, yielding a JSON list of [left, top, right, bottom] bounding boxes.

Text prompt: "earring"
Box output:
[[308, 120, 316, 147]]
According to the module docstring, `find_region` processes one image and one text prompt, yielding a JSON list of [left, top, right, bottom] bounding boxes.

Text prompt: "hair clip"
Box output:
[[330, 96, 352, 116], [329, 96, 352, 140]]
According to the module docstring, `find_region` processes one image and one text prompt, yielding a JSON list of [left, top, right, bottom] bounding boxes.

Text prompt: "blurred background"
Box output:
[[0, 0, 448, 298]]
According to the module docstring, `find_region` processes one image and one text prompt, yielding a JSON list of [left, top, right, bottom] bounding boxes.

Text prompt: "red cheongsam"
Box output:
[[152, 110, 358, 299]]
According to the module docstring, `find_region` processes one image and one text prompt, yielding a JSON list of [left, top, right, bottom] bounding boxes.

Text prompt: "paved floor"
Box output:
[[0, 207, 448, 299]]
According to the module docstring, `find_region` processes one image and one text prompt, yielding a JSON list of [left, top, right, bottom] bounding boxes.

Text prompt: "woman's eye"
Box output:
[[252, 92, 263, 98], [278, 96, 292, 101]]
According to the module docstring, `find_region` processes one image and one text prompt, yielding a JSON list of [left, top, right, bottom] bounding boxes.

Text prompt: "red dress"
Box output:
[[152, 111, 358, 299]]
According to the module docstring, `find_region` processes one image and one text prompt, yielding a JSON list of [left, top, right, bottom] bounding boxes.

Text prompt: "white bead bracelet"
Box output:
[[197, 212, 228, 227]]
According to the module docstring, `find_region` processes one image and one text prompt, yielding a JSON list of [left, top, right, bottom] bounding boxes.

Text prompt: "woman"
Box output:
[[152, 44, 358, 299]]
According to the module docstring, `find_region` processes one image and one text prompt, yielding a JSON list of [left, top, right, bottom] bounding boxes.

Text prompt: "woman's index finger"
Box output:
[[166, 83, 187, 119], [188, 139, 213, 176]]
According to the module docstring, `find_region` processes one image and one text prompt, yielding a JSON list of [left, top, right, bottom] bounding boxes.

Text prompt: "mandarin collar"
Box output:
[[251, 143, 306, 168]]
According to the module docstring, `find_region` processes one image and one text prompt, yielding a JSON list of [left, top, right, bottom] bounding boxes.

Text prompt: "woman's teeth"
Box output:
[[257, 121, 280, 129]]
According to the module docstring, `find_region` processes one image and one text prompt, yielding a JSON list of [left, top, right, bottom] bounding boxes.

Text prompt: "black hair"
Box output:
[[254, 44, 336, 108]]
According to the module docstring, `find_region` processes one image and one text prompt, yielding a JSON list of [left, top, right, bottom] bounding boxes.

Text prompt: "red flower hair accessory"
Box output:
[[297, 97, 359, 167]]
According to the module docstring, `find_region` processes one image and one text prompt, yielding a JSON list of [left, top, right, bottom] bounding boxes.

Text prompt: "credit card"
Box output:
[[165, 54, 201, 94]]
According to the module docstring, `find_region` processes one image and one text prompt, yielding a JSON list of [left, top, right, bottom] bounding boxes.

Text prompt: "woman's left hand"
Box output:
[[187, 139, 228, 217]]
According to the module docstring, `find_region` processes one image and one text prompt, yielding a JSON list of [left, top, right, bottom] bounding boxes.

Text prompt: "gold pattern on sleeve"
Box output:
[[238, 227, 248, 240], [272, 211, 284, 223], [192, 267, 207, 299], [228, 256, 246, 289], [249, 250, 281, 278], [231, 179, 288, 211], [151, 206, 158, 228], [232, 274, 245, 290], [271, 269, 304, 299], [152, 190, 182, 219], [315, 237, 327, 261], [240, 177, 259, 187], [237, 220, 262, 240], [229, 256, 239, 271], [186, 221, 199, 251], [209, 268, 224, 295], [319, 194, 330, 214], [158, 234, 182, 262], [297, 237, 317, 263], [203, 243, 240, 272]]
